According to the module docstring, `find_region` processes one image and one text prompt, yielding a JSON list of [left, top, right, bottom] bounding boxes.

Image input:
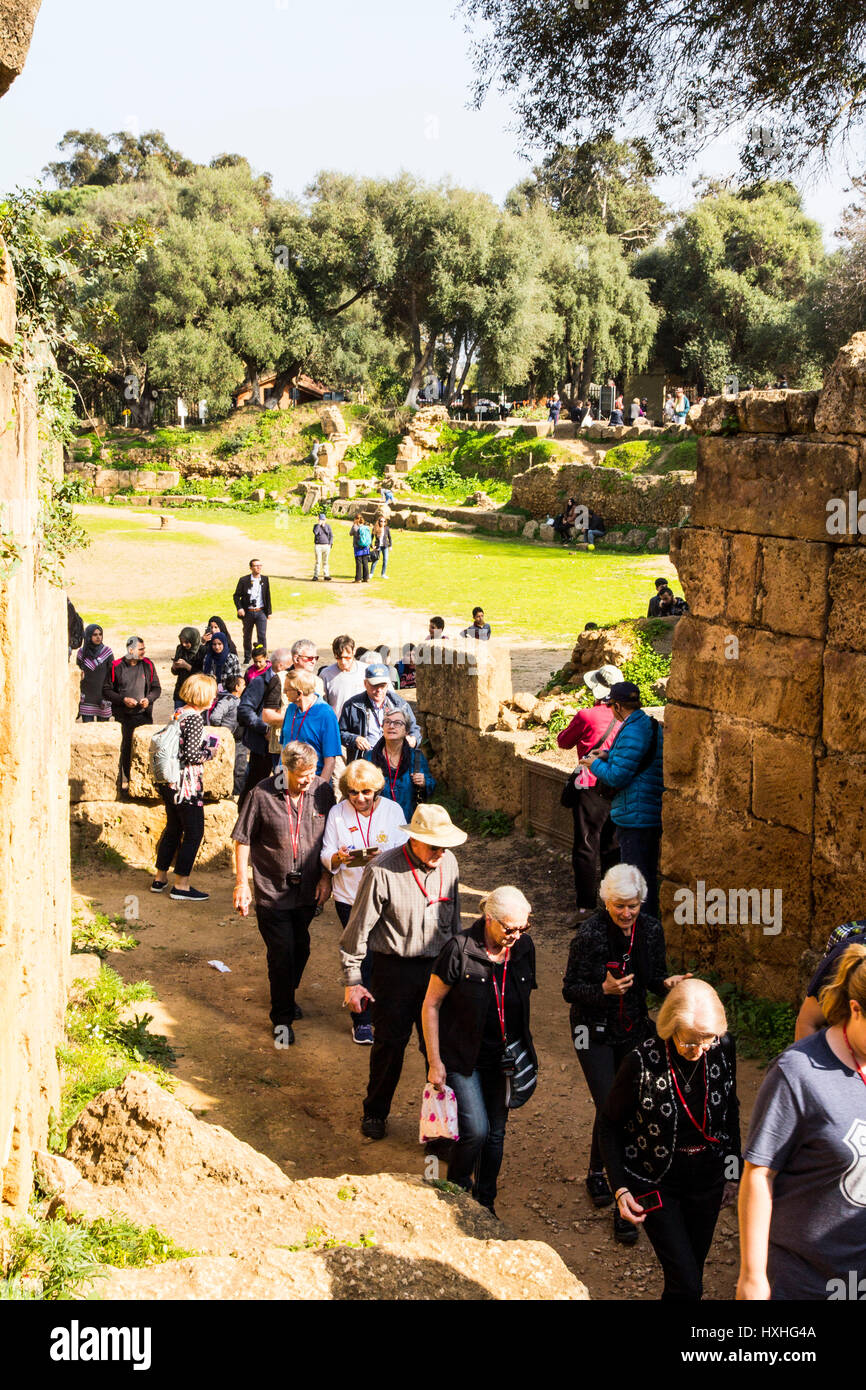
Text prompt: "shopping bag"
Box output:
[[419, 1082, 459, 1143]]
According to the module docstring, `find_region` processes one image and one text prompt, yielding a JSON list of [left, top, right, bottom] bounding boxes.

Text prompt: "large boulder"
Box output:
[[128, 724, 234, 801], [70, 798, 237, 869], [815, 332, 866, 434], [415, 639, 513, 732], [318, 404, 347, 437], [58, 1073, 588, 1301], [0, 1, 42, 99], [69, 721, 122, 802]]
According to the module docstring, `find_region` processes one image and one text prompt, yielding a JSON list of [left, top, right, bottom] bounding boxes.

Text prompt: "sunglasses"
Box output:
[[496, 918, 532, 936]]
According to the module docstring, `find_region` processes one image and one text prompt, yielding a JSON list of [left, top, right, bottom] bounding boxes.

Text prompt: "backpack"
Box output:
[[151, 720, 181, 785], [824, 918, 866, 955], [358, 523, 372, 549]]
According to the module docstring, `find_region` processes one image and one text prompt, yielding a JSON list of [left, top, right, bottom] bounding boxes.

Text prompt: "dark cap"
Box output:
[[608, 681, 641, 705]]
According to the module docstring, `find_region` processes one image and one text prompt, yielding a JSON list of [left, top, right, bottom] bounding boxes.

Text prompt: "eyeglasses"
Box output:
[[294, 652, 316, 664], [496, 918, 532, 936], [675, 1031, 719, 1051]]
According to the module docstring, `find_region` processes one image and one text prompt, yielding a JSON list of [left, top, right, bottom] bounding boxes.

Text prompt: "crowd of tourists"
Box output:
[[69, 580, 865, 1304]]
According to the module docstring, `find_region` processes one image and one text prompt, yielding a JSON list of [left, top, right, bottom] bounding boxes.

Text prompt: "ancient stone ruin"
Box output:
[[661, 351, 866, 998]]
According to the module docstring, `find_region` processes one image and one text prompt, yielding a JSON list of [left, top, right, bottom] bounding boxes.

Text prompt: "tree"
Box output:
[[461, 0, 866, 176], [809, 191, 866, 359], [44, 129, 194, 187], [530, 219, 659, 401], [634, 182, 827, 389], [508, 136, 667, 249]]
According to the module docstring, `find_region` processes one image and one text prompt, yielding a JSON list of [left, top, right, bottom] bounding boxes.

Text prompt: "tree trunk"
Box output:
[[455, 333, 479, 399], [579, 345, 595, 401], [443, 330, 462, 406], [245, 363, 261, 407]]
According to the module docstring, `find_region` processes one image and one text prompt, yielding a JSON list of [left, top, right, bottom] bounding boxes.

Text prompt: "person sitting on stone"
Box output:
[[553, 498, 579, 544], [647, 577, 668, 618], [585, 511, 605, 545]]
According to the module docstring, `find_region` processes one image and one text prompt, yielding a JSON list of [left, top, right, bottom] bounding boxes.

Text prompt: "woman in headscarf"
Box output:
[[76, 623, 113, 721], [202, 615, 238, 656], [170, 626, 204, 711], [202, 630, 241, 694]]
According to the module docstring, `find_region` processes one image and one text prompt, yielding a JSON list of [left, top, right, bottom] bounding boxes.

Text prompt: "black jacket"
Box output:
[[236, 669, 282, 755], [103, 656, 161, 719], [339, 689, 421, 760], [232, 574, 272, 617], [434, 919, 537, 1076], [562, 909, 668, 1045]]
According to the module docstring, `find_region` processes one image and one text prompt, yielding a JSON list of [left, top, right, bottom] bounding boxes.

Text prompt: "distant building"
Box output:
[[233, 371, 343, 410]]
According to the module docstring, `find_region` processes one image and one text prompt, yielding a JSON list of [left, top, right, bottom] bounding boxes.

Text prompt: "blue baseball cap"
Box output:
[[365, 662, 390, 684]]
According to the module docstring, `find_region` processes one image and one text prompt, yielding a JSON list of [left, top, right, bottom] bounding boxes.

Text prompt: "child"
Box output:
[[210, 674, 247, 795]]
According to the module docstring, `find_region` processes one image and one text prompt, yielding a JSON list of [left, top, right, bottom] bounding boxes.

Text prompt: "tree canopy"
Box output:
[[461, 0, 866, 177]]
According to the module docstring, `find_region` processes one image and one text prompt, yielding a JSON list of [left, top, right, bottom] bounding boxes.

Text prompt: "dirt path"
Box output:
[[75, 829, 760, 1300], [71, 506, 572, 704]]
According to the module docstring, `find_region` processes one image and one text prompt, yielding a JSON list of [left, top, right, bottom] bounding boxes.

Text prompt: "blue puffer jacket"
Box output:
[[590, 709, 663, 828]]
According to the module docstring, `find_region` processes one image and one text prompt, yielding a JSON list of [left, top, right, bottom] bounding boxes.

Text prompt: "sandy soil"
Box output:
[[75, 828, 760, 1301]]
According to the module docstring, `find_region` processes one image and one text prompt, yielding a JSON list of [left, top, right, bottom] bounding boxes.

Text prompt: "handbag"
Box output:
[[503, 1038, 537, 1110], [419, 1082, 459, 1142], [560, 715, 618, 808]]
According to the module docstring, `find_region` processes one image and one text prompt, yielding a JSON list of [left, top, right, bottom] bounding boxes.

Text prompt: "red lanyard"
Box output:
[[283, 791, 305, 863], [843, 1027, 866, 1089], [384, 750, 401, 801], [401, 846, 450, 903], [666, 1041, 720, 1144], [490, 950, 510, 1042], [355, 805, 376, 849], [616, 918, 638, 1033], [287, 703, 312, 743]]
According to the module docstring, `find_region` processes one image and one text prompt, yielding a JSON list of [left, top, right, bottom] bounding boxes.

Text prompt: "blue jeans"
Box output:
[[370, 547, 388, 576], [586, 530, 603, 544], [446, 1065, 509, 1208]]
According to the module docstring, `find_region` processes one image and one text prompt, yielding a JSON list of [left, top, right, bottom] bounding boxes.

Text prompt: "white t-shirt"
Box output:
[[321, 660, 367, 718], [248, 577, 263, 607], [321, 797, 408, 904]]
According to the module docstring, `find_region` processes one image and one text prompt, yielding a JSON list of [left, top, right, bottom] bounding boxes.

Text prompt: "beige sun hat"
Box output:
[[584, 664, 624, 699], [401, 803, 468, 847]]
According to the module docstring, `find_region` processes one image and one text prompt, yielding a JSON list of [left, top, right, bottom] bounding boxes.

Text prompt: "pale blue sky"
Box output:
[[0, 0, 855, 243]]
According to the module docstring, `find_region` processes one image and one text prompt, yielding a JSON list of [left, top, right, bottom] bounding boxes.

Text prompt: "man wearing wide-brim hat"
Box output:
[[340, 803, 466, 1141], [557, 664, 623, 922]]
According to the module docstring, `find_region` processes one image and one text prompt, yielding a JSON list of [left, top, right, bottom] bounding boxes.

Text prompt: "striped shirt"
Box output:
[[339, 842, 461, 985]]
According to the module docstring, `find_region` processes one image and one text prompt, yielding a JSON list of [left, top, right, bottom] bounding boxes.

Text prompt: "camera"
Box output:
[[500, 1052, 516, 1077], [286, 871, 302, 888]]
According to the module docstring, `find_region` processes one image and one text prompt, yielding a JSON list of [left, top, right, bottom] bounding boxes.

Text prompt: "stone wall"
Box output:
[[661, 354, 866, 1000], [69, 723, 237, 869], [0, 236, 73, 1211], [510, 461, 694, 528]]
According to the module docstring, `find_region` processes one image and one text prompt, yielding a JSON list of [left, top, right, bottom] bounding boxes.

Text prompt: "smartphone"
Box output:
[[635, 1190, 663, 1213], [606, 960, 625, 977], [345, 847, 378, 867]]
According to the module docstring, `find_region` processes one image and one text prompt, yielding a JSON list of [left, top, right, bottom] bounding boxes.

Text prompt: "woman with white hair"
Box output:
[[562, 862, 690, 1243], [422, 885, 537, 1217], [600, 979, 741, 1301]]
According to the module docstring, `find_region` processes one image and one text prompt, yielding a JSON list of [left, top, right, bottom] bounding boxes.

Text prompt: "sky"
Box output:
[[0, 0, 857, 245]]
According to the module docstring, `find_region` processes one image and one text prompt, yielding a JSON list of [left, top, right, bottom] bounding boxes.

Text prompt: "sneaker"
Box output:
[[360, 1115, 387, 1140], [170, 886, 210, 902], [150, 879, 167, 893], [585, 1172, 613, 1208], [613, 1209, 639, 1246], [312, 576, 320, 582], [293, 1003, 303, 1021], [352, 1023, 374, 1045], [324, 576, 332, 582]]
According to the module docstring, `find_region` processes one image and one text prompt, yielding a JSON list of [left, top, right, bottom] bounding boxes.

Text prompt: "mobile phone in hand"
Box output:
[[635, 1190, 663, 1213]]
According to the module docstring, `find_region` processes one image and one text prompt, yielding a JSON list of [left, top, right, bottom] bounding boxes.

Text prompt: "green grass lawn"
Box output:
[[75, 506, 681, 641]]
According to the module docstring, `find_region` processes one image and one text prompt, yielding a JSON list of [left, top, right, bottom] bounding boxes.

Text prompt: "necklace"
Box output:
[[672, 1049, 703, 1093], [843, 1026, 866, 1090]]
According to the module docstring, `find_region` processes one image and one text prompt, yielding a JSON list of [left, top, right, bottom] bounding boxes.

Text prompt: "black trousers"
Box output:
[[571, 787, 619, 910], [354, 554, 370, 583], [238, 750, 273, 811], [617, 826, 662, 917], [117, 711, 151, 780], [576, 1036, 639, 1172], [643, 1160, 726, 1301], [364, 953, 433, 1120], [154, 786, 205, 877], [241, 609, 267, 661], [255, 903, 317, 1028]]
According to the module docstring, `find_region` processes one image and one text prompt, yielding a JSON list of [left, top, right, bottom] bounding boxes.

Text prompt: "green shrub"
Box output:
[[0, 1211, 194, 1299], [72, 910, 138, 956], [700, 973, 796, 1064], [432, 789, 513, 838]]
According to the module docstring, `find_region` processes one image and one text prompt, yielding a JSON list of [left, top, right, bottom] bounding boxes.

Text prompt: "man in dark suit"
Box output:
[[233, 558, 272, 662]]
